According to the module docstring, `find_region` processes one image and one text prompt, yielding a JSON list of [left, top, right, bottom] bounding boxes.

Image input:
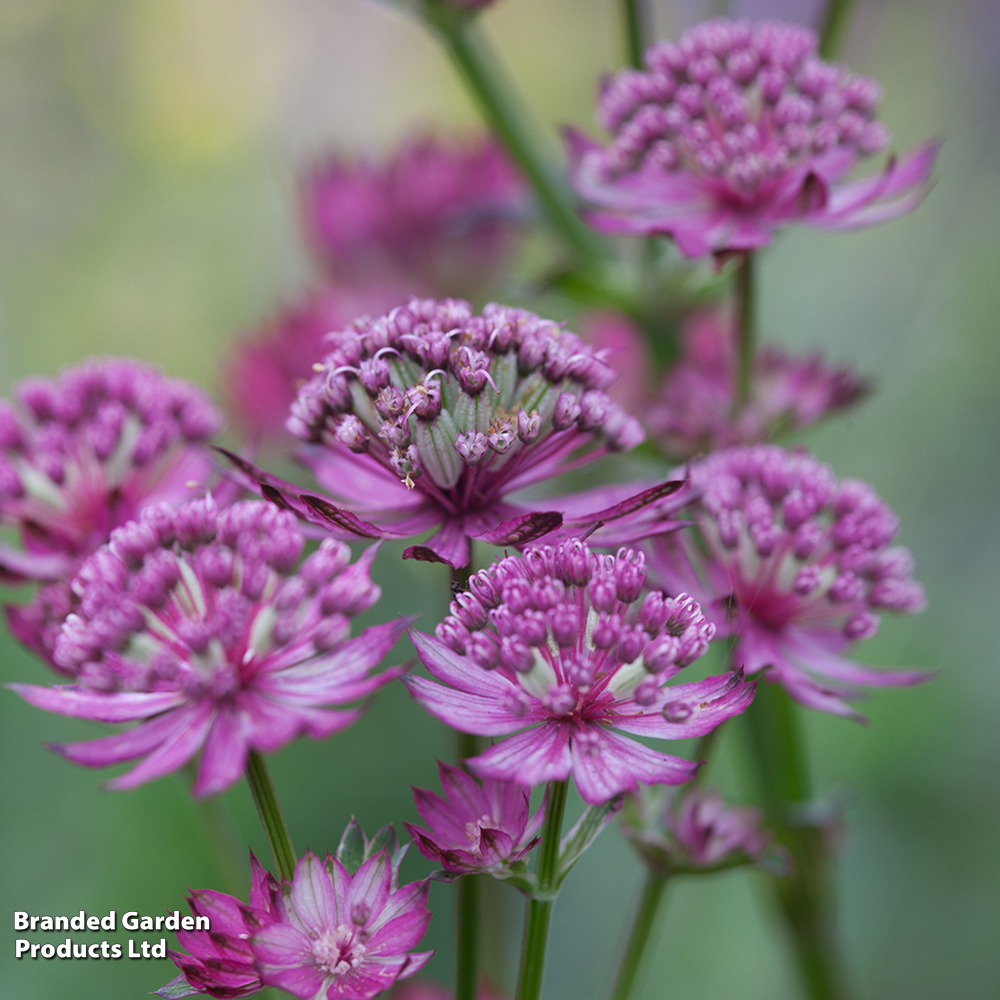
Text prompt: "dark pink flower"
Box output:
[[10, 497, 406, 796], [646, 445, 929, 718], [157, 852, 280, 999], [566, 19, 938, 257], [404, 762, 542, 875], [253, 850, 432, 1000], [303, 136, 525, 297], [0, 358, 221, 582], [647, 308, 870, 458], [406, 540, 754, 804], [241, 296, 674, 569], [623, 787, 781, 874]]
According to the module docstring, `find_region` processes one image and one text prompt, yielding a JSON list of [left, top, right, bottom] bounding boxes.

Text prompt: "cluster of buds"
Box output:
[[408, 540, 754, 804], [13, 497, 404, 796], [596, 20, 888, 189], [648, 445, 928, 716]]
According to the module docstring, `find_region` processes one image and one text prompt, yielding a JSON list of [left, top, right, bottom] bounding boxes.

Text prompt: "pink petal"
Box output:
[[467, 723, 572, 787], [106, 700, 216, 790], [404, 676, 526, 736], [403, 520, 470, 569], [570, 728, 696, 804], [289, 851, 339, 936], [192, 704, 251, 797], [53, 706, 199, 767], [472, 511, 563, 548], [347, 852, 392, 924], [9, 683, 186, 722]]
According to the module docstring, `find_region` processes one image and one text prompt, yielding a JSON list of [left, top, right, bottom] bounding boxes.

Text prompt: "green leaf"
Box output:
[[337, 818, 366, 875], [153, 975, 202, 998], [554, 796, 624, 889]]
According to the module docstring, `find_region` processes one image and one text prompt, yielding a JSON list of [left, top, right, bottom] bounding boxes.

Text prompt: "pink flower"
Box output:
[[646, 445, 929, 718], [157, 851, 280, 999], [10, 497, 406, 796], [623, 788, 781, 874], [647, 308, 870, 458], [224, 287, 407, 442], [303, 136, 525, 297], [404, 762, 543, 875], [566, 19, 939, 258], [233, 297, 677, 570], [406, 540, 755, 804], [253, 850, 433, 1000], [0, 358, 221, 582]]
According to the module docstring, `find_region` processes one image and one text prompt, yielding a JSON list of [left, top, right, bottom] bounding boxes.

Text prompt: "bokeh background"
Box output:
[[2, 0, 998, 997]]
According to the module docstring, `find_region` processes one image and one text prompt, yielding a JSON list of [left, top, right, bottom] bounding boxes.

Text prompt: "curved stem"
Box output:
[[621, 0, 649, 69], [609, 870, 669, 1000], [742, 681, 853, 1000], [516, 779, 569, 1000], [734, 251, 757, 406], [421, 1, 609, 263], [245, 750, 296, 881], [818, 0, 857, 60]]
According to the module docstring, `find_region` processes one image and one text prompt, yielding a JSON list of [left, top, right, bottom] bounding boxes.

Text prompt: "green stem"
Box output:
[[621, 0, 648, 69], [691, 722, 724, 787], [456, 875, 480, 1000], [742, 682, 852, 1000], [421, 1, 609, 263], [818, 0, 857, 60], [734, 251, 756, 406], [516, 779, 569, 1000], [609, 870, 669, 1000], [245, 750, 296, 881]]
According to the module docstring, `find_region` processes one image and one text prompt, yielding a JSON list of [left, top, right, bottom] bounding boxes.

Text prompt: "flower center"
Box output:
[[311, 925, 366, 977]]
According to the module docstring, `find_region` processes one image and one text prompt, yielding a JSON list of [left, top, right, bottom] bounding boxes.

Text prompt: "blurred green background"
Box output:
[[1, 0, 998, 998]]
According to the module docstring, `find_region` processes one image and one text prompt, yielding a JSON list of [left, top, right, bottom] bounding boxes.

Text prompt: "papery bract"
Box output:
[[646, 445, 928, 718], [11, 497, 406, 795], [404, 762, 543, 874], [567, 19, 938, 257], [253, 850, 433, 1000], [407, 540, 755, 804], [158, 852, 280, 999]]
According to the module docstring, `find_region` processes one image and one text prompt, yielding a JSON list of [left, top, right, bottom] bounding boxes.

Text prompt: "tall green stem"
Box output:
[[818, 0, 857, 60], [609, 870, 669, 1000], [450, 555, 481, 1000], [245, 750, 296, 881], [742, 682, 852, 1000], [516, 779, 569, 1000], [621, 0, 648, 69], [734, 252, 757, 406], [421, 2, 609, 263]]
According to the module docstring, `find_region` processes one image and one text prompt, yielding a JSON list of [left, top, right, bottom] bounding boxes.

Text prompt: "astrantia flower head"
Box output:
[[277, 297, 647, 568], [567, 18, 939, 257], [304, 136, 524, 297], [646, 445, 928, 718], [647, 308, 869, 458], [253, 846, 433, 999], [407, 539, 755, 804], [157, 851, 280, 999], [11, 497, 406, 796], [404, 762, 543, 875], [622, 787, 781, 875], [0, 358, 221, 581]]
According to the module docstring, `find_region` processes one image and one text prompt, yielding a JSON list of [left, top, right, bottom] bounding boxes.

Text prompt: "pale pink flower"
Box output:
[[567, 19, 938, 257], [407, 540, 754, 804], [646, 445, 929, 718], [11, 498, 406, 795]]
